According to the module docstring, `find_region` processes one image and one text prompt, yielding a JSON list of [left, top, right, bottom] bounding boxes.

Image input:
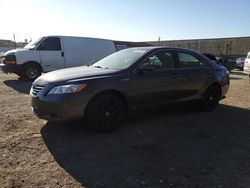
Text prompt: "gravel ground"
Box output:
[[0, 71, 249, 188]]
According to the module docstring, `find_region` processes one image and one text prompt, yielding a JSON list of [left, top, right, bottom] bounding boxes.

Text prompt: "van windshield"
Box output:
[[24, 37, 44, 50], [91, 48, 149, 69]]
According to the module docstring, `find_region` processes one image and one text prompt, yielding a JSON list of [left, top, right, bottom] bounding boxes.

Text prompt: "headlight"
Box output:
[[47, 84, 87, 95], [3, 54, 16, 65]]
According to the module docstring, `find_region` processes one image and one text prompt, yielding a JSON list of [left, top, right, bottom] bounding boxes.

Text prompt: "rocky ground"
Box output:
[[0, 71, 249, 188]]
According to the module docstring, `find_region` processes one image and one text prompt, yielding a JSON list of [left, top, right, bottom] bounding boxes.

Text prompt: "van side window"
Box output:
[[37, 38, 61, 51]]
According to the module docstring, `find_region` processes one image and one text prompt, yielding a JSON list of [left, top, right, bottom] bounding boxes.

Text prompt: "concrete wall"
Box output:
[[1, 37, 250, 58], [0, 39, 27, 48], [148, 37, 250, 57]]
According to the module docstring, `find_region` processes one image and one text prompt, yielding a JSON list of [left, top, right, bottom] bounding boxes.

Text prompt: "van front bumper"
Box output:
[[0, 63, 22, 74]]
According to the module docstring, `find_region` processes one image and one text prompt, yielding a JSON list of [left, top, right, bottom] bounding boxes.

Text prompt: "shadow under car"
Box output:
[[41, 104, 250, 188]]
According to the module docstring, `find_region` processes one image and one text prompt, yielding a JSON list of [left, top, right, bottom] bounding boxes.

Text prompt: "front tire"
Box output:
[[22, 64, 41, 81], [202, 85, 221, 112], [86, 94, 125, 133]]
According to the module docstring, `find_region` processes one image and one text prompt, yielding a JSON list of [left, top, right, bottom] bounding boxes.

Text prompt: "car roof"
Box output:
[[127, 46, 199, 53]]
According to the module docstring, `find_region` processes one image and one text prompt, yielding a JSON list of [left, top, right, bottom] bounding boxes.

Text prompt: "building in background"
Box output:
[[1, 36, 250, 58], [114, 41, 153, 50], [148, 36, 250, 58], [0, 39, 27, 53]]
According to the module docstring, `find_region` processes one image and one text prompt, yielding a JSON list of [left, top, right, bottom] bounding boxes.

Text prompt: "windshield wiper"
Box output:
[[92, 65, 109, 69], [93, 65, 103, 68]]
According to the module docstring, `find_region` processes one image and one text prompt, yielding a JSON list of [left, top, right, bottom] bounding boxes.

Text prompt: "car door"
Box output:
[[37, 37, 65, 72], [174, 51, 213, 101], [130, 50, 183, 108]]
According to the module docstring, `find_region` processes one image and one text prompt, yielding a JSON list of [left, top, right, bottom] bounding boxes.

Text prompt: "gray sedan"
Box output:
[[30, 47, 230, 132]]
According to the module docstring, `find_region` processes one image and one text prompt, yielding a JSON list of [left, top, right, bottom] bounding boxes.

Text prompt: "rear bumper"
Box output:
[[222, 63, 235, 71], [235, 63, 244, 68], [0, 63, 22, 74], [221, 84, 229, 98], [220, 73, 230, 98]]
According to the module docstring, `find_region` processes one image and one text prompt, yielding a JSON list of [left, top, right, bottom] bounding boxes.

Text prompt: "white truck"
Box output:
[[0, 36, 117, 80]]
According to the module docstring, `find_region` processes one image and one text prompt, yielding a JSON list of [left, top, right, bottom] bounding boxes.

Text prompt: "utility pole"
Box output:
[[13, 34, 17, 49], [226, 44, 229, 57], [158, 37, 161, 46], [198, 40, 201, 52]]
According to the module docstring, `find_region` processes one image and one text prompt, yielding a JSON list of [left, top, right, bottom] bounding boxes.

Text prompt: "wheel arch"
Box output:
[[22, 61, 43, 72], [85, 89, 129, 115], [206, 82, 222, 97]]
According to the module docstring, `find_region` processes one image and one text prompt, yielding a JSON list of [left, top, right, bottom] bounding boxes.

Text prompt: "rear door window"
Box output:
[[37, 37, 61, 51], [177, 52, 209, 68]]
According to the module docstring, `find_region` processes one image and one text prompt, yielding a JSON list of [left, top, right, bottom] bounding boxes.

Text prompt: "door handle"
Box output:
[[176, 75, 188, 80], [61, 52, 64, 57], [171, 73, 178, 79], [207, 70, 213, 75], [171, 74, 188, 79]]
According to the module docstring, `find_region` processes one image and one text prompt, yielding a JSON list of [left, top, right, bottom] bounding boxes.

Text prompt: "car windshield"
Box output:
[[24, 37, 44, 50], [91, 48, 149, 69], [248, 54, 250, 59]]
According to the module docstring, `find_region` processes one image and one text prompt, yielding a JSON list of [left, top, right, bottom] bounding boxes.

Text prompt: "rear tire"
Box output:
[[202, 85, 221, 112], [86, 94, 125, 133], [22, 64, 41, 81]]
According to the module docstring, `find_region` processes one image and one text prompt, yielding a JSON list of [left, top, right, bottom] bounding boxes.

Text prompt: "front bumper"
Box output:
[[31, 94, 90, 121], [0, 63, 22, 74], [243, 67, 250, 75], [30, 83, 94, 121]]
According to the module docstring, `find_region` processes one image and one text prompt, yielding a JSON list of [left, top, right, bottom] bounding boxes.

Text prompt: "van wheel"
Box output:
[[202, 85, 221, 112], [23, 64, 41, 81], [86, 94, 125, 133]]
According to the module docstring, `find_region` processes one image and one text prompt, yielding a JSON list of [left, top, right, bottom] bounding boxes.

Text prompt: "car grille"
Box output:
[[31, 85, 45, 96]]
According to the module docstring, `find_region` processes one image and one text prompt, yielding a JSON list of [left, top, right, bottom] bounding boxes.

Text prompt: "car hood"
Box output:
[[35, 66, 120, 83]]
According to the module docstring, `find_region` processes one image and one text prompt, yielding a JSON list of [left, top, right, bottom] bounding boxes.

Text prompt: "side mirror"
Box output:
[[138, 64, 158, 71]]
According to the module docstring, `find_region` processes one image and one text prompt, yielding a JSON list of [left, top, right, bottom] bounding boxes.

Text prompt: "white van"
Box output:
[[0, 36, 117, 80], [244, 51, 250, 75]]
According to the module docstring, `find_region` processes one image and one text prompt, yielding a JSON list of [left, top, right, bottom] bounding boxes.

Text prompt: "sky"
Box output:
[[0, 0, 250, 42]]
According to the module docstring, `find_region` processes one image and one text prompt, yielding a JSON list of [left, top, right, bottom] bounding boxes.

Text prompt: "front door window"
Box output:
[[37, 37, 61, 51]]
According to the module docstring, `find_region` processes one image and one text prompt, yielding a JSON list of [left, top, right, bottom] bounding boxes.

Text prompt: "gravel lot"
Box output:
[[0, 71, 249, 188]]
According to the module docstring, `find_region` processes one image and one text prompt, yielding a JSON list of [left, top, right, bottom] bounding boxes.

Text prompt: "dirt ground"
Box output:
[[0, 71, 249, 188]]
